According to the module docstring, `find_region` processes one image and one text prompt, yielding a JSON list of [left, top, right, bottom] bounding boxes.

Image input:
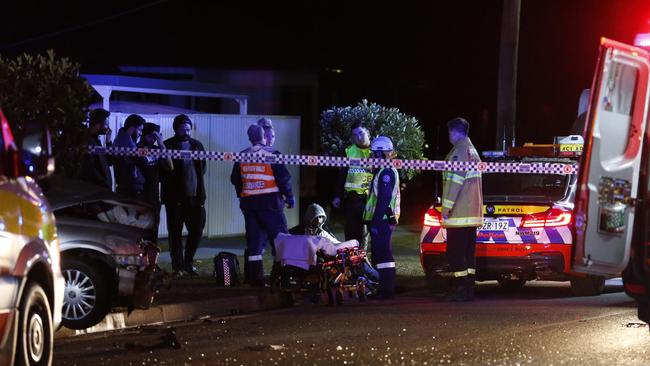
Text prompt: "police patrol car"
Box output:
[[420, 135, 609, 296]]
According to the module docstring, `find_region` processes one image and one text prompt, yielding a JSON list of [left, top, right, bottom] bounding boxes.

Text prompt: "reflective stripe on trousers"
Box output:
[[376, 262, 396, 269]]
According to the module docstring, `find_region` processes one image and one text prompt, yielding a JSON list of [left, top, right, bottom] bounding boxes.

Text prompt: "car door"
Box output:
[[572, 38, 650, 277]]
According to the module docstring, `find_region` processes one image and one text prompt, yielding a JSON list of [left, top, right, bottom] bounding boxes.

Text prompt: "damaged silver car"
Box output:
[[40, 177, 165, 330]]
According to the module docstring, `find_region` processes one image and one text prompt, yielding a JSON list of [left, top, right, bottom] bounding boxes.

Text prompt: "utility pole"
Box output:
[[495, 0, 521, 150]]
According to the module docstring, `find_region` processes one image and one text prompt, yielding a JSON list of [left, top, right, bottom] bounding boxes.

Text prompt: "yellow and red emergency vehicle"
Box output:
[[0, 109, 63, 365], [420, 135, 609, 296]]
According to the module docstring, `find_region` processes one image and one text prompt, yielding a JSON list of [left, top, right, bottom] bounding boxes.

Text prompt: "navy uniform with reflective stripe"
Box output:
[[230, 145, 294, 286], [364, 167, 400, 299]]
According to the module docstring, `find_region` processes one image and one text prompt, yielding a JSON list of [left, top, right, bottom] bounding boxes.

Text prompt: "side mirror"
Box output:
[[19, 120, 55, 178]]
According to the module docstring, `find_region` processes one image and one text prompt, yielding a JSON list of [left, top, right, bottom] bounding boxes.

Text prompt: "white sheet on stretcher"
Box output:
[[275, 233, 359, 270]]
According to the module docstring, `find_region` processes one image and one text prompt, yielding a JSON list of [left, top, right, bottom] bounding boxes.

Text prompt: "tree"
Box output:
[[319, 99, 426, 181], [0, 50, 94, 175]]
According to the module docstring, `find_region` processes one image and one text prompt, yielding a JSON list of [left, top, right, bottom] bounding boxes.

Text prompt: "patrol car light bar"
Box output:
[[520, 208, 572, 228]]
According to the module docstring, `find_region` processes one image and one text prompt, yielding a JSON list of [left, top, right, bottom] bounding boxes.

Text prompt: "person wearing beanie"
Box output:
[[138, 122, 173, 240], [231, 124, 295, 287], [160, 114, 207, 276], [113, 113, 146, 198]]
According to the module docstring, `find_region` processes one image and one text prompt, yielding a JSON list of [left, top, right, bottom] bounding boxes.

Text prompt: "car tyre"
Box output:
[[570, 275, 606, 296], [497, 278, 527, 290], [16, 282, 53, 366], [61, 258, 111, 329]]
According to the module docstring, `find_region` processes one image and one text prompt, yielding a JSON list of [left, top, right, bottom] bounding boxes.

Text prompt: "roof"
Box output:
[[88, 101, 199, 115], [83, 74, 249, 114]]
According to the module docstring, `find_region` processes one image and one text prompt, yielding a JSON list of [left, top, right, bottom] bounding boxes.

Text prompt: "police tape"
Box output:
[[88, 146, 579, 175]]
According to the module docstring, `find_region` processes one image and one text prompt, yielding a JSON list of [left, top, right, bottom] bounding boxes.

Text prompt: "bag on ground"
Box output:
[[213, 251, 241, 286]]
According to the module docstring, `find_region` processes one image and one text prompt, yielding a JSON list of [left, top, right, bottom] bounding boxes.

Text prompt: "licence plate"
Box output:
[[478, 220, 509, 231]]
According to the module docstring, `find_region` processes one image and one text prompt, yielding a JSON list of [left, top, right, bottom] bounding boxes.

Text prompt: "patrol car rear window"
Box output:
[[482, 174, 569, 201]]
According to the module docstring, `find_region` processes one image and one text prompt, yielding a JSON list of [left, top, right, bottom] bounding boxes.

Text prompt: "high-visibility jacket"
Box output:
[[240, 146, 279, 197], [344, 144, 373, 195], [363, 167, 401, 223], [442, 137, 483, 228]]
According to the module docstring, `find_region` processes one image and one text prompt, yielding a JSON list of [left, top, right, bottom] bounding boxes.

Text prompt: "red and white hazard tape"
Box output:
[[89, 146, 578, 175]]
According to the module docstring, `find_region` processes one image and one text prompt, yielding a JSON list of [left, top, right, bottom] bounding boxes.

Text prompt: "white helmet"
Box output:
[[370, 135, 394, 152]]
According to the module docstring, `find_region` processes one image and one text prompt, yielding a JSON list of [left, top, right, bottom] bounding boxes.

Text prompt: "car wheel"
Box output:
[[570, 275, 606, 296], [497, 278, 527, 290], [61, 258, 111, 329], [425, 272, 450, 294], [16, 282, 53, 366]]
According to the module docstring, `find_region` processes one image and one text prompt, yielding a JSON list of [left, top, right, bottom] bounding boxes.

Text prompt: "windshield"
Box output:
[[482, 173, 570, 202]]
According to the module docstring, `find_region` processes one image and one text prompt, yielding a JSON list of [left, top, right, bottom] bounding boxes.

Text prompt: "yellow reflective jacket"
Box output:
[[344, 144, 373, 195], [442, 137, 483, 228]]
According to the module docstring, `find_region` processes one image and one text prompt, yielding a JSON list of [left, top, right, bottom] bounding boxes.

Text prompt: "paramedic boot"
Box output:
[[248, 259, 265, 288], [243, 249, 251, 284], [376, 267, 396, 300]]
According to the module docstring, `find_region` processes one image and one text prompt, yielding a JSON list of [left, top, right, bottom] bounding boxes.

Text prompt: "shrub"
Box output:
[[319, 99, 426, 180], [0, 50, 94, 175]]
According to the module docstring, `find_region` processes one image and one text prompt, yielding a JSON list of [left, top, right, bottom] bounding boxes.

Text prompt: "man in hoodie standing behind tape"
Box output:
[[231, 124, 295, 287], [161, 114, 207, 276]]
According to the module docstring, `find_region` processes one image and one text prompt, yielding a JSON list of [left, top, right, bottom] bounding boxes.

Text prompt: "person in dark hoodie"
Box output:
[[113, 114, 146, 198], [231, 124, 294, 287], [161, 114, 206, 276], [80, 108, 113, 190], [138, 122, 173, 240]]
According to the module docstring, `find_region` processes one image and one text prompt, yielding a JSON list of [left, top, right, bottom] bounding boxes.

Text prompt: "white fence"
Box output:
[[108, 113, 301, 237]]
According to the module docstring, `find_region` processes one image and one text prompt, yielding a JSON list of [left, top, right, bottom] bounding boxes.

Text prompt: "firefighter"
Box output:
[[230, 124, 294, 287], [441, 118, 483, 302], [363, 136, 400, 299], [332, 122, 374, 250]]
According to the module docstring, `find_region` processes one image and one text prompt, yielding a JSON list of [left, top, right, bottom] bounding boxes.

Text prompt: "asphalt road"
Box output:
[[54, 280, 650, 366]]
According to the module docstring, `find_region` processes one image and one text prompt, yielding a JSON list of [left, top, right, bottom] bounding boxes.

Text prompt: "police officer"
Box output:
[[441, 118, 483, 301], [363, 136, 400, 299], [333, 122, 373, 249], [231, 124, 294, 287]]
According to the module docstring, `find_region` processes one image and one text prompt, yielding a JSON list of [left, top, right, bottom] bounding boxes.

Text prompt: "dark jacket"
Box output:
[[160, 135, 207, 205], [230, 146, 293, 211], [112, 128, 146, 196], [80, 135, 112, 190]]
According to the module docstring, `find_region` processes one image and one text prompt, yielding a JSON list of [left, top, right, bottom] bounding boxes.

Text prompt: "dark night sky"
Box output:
[[3, 0, 650, 152]]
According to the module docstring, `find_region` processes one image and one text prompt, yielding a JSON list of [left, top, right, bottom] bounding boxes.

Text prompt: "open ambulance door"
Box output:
[[572, 38, 650, 277]]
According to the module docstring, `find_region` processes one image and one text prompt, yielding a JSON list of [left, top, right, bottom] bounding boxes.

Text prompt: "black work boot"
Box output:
[[466, 275, 476, 300], [440, 277, 472, 302]]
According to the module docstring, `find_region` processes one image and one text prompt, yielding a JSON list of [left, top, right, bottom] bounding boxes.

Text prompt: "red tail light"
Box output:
[[424, 207, 442, 227], [521, 208, 572, 228]]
